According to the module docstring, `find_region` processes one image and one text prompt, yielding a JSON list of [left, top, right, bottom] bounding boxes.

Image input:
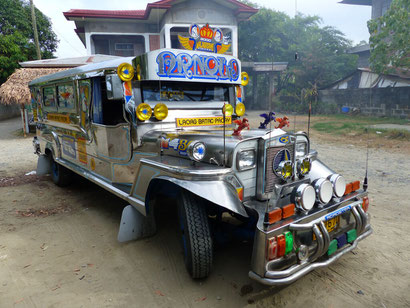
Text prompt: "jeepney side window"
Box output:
[[57, 83, 76, 112], [42, 86, 56, 111]]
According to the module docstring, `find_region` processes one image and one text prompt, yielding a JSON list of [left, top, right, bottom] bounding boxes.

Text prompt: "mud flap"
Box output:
[[36, 154, 51, 175], [118, 205, 156, 242]]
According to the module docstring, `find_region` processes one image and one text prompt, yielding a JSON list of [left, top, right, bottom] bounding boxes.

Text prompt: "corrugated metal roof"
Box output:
[[19, 55, 122, 68]]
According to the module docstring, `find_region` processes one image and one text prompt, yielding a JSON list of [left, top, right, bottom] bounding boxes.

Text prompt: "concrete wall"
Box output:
[[0, 104, 20, 120], [319, 87, 410, 118]]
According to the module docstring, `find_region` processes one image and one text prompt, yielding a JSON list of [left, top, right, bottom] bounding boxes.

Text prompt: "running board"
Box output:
[[55, 158, 146, 215]]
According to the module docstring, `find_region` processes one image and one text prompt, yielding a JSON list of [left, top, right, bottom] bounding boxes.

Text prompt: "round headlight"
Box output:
[[188, 142, 206, 161], [313, 178, 333, 204], [154, 103, 168, 120], [295, 184, 315, 211], [117, 62, 134, 81], [328, 174, 346, 198], [297, 157, 311, 176], [278, 160, 293, 181], [235, 103, 246, 116], [136, 103, 152, 121], [223, 104, 234, 117]]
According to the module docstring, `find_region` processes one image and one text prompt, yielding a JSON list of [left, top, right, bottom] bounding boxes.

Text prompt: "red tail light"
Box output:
[[267, 238, 278, 260], [277, 234, 286, 257]]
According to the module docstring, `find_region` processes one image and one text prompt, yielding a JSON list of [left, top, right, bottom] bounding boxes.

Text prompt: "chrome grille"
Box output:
[[264, 144, 294, 193]]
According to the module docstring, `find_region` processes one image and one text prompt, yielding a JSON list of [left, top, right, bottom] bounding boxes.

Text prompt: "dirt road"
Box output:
[[0, 116, 409, 308]]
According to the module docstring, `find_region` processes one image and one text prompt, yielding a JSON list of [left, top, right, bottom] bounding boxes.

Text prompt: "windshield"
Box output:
[[141, 81, 230, 102]]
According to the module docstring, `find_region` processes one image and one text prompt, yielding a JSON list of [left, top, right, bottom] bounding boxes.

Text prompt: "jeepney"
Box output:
[[29, 43, 372, 285]]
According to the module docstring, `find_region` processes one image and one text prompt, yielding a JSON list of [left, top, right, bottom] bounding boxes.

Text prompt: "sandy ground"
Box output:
[[0, 115, 410, 308]]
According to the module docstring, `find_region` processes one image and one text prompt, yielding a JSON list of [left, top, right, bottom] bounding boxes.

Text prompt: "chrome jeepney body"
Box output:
[[30, 48, 372, 285]]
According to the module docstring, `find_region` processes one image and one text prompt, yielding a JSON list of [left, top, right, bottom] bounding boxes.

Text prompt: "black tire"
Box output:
[[177, 190, 213, 279], [51, 159, 73, 187]]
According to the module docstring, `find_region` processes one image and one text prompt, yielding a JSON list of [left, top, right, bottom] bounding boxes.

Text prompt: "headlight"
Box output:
[[237, 149, 256, 170], [297, 157, 311, 176], [294, 184, 315, 211], [188, 142, 206, 161], [295, 142, 308, 158], [328, 174, 346, 198], [313, 178, 333, 204]]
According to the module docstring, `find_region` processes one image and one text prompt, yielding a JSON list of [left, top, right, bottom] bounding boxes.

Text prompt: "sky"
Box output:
[[33, 0, 372, 58]]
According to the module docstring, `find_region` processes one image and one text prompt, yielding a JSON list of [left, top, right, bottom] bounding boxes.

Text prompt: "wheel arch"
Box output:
[[144, 176, 248, 218]]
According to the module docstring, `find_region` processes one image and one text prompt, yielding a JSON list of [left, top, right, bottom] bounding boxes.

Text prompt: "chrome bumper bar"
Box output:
[[249, 202, 372, 286]]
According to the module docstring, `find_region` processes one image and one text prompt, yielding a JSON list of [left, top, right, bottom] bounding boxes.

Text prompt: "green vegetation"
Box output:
[[368, 0, 410, 74], [238, 4, 357, 111], [312, 114, 410, 140], [0, 0, 58, 84]]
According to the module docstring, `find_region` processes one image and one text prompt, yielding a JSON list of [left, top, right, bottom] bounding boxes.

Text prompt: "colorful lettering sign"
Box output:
[[156, 51, 239, 82], [47, 113, 71, 124], [178, 24, 231, 54], [77, 138, 87, 164], [176, 116, 232, 127]]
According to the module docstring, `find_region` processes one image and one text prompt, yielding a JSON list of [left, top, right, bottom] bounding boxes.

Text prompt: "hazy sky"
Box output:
[[33, 0, 371, 58]]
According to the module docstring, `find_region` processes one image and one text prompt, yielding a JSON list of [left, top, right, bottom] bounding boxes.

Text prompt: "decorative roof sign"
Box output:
[[178, 24, 231, 54]]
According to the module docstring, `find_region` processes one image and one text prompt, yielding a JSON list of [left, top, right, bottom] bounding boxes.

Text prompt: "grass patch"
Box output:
[[311, 114, 410, 140]]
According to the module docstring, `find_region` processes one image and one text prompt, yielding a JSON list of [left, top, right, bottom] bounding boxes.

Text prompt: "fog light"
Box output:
[[154, 103, 168, 120], [235, 103, 246, 116], [136, 103, 152, 121], [297, 157, 311, 176], [188, 142, 206, 161], [278, 160, 293, 181], [241, 71, 249, 86], [295, 184, 315, 211], [314, 178, 333, 204], [117, 62, 134, 81], [328, 174, 346, 198], [223, 103, 233, 117]]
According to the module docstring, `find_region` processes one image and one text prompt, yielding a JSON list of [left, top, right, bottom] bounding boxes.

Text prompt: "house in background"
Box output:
[[339, 0, 393, 69], [63, 0, 259, 58], [318, 0, 409, 118]]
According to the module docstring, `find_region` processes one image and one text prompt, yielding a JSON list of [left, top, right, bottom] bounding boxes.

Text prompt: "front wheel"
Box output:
[[178, 190, 213, 279], [51, 159, 73, 187]]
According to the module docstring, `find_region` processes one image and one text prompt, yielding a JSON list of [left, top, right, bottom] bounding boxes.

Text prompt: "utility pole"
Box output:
[[30, 0, 41, 60]]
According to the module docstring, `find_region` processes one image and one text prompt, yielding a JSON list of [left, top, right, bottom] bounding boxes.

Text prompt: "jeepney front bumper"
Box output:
[[249, 200, 372, 286]]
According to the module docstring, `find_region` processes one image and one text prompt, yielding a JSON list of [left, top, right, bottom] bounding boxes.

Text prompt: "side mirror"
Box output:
[[106, 74, 123, 100]]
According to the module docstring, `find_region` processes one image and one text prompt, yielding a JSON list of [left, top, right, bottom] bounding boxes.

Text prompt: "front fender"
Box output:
[[155, 176, 248, 218]]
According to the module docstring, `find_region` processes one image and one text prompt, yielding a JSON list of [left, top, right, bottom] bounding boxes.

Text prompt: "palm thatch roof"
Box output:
[[0, 68, 68, 106]]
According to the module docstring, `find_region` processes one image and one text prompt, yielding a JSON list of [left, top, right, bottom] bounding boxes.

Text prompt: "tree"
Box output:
[[367, 0, 409, 74], [0, 0, 58, 84], [238, 8, 357, 111]]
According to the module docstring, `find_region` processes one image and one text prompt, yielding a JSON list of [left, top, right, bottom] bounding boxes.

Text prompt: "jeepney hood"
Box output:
[[141, 127, 287, 166]]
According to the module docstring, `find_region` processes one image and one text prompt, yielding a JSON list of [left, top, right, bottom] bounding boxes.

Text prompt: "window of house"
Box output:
[[115, 43, 134, 51], [57, 84, 75, 111], [42, 86, 56, 110]]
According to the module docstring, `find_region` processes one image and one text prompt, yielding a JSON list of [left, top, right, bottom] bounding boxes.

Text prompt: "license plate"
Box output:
[[313, 216, 340, 240]]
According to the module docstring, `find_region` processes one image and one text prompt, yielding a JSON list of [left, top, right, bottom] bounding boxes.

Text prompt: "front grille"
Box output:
[[264, 144, 294, 193]]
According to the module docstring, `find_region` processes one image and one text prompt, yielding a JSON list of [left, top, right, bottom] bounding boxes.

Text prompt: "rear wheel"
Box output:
[[51, 159, 73, 187], [178, 190, 213, 279]]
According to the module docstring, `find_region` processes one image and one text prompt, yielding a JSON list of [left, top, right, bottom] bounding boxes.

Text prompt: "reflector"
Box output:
[[277, 234, 286, 257], [282, 203, 295, 219], [268, 208, 282, 224]]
